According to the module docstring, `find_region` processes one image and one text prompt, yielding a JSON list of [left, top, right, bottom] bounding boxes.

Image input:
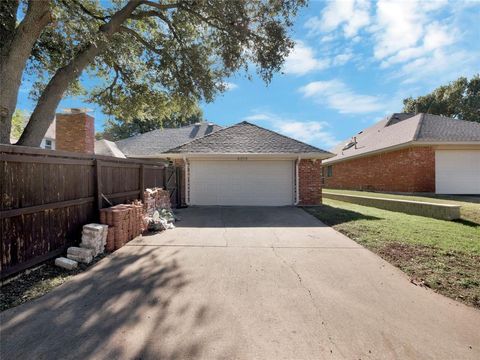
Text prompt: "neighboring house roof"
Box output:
[[324, 113, 480, 164], [416, 114, 480, 142], [95, 139, 126, 158], [165, 121, 332, 156], [115, 122, 222, 157]]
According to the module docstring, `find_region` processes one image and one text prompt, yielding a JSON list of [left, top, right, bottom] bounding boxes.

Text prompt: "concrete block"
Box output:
[[67, 253, 93, 264], [55, 257, 78, 270], [67, 247, 93, 257], [83, 223, 108, 234]]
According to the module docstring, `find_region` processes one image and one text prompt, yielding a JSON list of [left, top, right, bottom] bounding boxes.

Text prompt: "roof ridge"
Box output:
[[239, 121, 328, 153], [163, 122, 235, 152], [412, 113, 425, 141], [164, 120, 332, 154], [115, 122, 222, 145]]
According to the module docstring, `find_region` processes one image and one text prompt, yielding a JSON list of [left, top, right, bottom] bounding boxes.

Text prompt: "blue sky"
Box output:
[[17, 0, 480, 150]]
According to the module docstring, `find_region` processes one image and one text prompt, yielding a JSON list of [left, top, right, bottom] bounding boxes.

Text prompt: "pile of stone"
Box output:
[[143, 188, 176, 231], [100, 202, 145, 252], [147, 208, 176, 231], [55, 223, 108, 269], [144, 188, 171, 216]]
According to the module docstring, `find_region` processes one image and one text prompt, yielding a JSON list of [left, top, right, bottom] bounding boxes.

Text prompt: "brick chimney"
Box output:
[[55, 108, 94, 153]]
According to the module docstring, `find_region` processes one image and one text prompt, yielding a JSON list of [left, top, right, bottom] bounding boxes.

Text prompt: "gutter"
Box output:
[[161, 152, 334, 160]]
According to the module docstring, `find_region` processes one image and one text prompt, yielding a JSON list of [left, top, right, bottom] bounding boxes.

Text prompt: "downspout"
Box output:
[[294, 156, 300, 205], [183, 155, 189, 205]]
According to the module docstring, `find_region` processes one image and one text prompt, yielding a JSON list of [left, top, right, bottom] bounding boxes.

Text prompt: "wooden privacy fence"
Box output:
[[0, 144, 178, 279]]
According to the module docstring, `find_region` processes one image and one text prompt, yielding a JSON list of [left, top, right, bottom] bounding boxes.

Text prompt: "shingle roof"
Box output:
[[324, 113, 480, 164], [416, 114, 480, 141], [95, 139, 126, 158], [115, 122, 222, 156], [165, 121, 332, 155]]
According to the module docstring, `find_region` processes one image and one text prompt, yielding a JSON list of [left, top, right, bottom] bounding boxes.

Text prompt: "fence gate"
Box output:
[[164, 166, 178, 207]]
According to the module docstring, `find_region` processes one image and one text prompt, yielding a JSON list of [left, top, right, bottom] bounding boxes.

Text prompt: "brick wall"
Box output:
[[298, 159, 323, 205], [55, 112, 94, 154], [323, 146, 435, 193]]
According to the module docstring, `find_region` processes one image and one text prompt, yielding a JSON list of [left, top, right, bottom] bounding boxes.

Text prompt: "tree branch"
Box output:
[[95, 67, 119, 98], [141, 1, 181, 11], [129, 10, 162, 20], [120, 26, 163, 55], [59, 0, 110, 21]]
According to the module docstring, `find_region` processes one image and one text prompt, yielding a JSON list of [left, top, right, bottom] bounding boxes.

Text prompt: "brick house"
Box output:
[[110, 121, 333, 205], [323, 113, 480, 195], [10, 108, 96, 152]]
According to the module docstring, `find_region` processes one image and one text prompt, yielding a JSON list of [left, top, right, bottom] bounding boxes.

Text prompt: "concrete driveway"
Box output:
[[1, 206, 479, 359]]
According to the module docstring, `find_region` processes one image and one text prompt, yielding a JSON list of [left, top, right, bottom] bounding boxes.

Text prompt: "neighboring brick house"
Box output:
[[10, 108, 95, 153], [110, 121, 333, 205], [323, 113, 480, 195], [56, 109, 95, 153]]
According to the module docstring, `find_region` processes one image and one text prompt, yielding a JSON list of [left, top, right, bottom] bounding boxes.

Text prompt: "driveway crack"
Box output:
[[270, 232, 342, 355], [220, 207, 228, 247]]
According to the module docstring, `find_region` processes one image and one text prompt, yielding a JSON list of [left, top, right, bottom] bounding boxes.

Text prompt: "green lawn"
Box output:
[[305, 199, 480, 308], [324, 188, 480, 224]]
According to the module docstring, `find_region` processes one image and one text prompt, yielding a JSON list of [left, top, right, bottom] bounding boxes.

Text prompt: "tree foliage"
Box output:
[[403, 75, 480, 123], [10, 109, 27, 141], [2, 0, 306, 146], [98, 104, 203, 141]]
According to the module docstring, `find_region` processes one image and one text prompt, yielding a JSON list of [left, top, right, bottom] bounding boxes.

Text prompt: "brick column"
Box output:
[[55, 110, 94, 153], [298, 159, 323, 205]]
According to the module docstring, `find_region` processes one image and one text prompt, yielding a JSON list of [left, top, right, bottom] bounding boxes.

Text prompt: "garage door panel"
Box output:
[[436, 150, 480, 194], [190, 160, 294, 206]]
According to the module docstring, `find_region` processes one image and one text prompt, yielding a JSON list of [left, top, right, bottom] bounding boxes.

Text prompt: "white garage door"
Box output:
[[189, 160, 294, 206], [436, 150, 480, 194]]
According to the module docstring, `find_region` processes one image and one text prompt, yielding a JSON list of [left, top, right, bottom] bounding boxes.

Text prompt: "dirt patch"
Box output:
[[1, 255, 106, 312], [377, 242, 480, 308]]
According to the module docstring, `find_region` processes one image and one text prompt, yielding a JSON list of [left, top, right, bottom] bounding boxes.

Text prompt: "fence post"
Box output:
[[139, 164, 145, 203], [95, 159, 102, 211]]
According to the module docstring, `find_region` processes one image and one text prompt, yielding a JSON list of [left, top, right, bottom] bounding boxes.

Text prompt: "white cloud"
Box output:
[[283, 40, 329, 75], [398, 48, 476, 84], [222, 82, 238, 91], [243, 112, 339, 148], [304, 0, 477, 85], [299, 80, 385, 114], [379, 22, 456, 69], [373, 0, 451, 62], [305, 0, 371, 38], [333, 51, 354, 66]]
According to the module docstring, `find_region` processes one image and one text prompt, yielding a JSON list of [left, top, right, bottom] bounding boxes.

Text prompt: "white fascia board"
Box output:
[[162, 152, 333, 160], [324, 140, 480, 165]]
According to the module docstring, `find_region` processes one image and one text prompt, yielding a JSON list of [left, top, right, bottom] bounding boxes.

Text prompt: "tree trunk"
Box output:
[[18, 0, 141, 147], [0, 0, 52, 144]]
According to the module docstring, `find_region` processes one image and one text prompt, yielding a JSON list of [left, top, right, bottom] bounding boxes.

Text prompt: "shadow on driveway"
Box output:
[[173, 206, 333, 228], [0, 246, 226, 359]]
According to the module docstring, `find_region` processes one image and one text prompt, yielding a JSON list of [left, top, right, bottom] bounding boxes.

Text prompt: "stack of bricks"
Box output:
[[144, 188, 171, 216], [99, 202, 145, 252], [56, 223, 107, 270], [80, 224, 108, 256]]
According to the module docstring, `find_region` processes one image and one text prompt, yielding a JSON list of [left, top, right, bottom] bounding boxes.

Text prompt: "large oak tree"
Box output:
[[403, 75, 480, 123], [0, 0, 305, 146]]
